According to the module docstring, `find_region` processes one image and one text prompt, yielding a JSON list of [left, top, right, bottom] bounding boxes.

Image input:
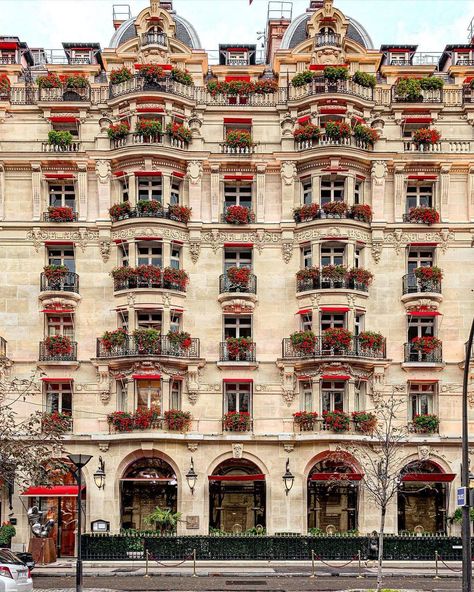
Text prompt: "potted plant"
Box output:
[[293, 411, 318, 431], [136, 264, 162, 285], [225, 205, 255, 224], [109, 66, 133, 84], [0, 74, 11, 97], [407, 207, 440, 225], [223, 411, 251, 432], [169, 204, 192, 223], [43, 264, 69, 284], [0, 523, 16, 548], [323, 409, 350, 433], [134, 406, 160, 430], [352, 71, 376, 88], [136, 199, 163, 215], [293, 124, 320, 142], [164, 409, 192, 431], [324, 120, 351, 141], [324, 66, 349, 82], [358, 331, 385, 352], [107, 410, 134, 432], [322, 328, 353, 351], [353, 124, 379, 145], [166, 122, 192, 143], [296, 266, 320, 285], [321, 201, 348, 217], [254, 79, 278, 94], [41, 411, 72, 433], [226, 266, 251, 288], [225, 130, 253, 148], [351, 204, 372, 222], [126, 538, 145, 559], [412, 128, 441, 146], [225, 336, 253, 360], [111, 266, 137, 285], [290, 330, 316, 355], [412, 413, 440, 434], [44, 335, 72, 357], [133, 328, 161, 353], [135, 119, 162, 138], [395, 78, 423, 102], [36, 73, 61, 88], [414, 266, 443, 285], [419, 77, 444, 91], [48, 130, 73, 148], [293, 203, 319, 222], [107, 122, 130, 140], [347, 267, 374, 288], [352, 411, 377, 434], [47, 206, 75, 222], [109, 201, 131, 221], [100, 328, 128, 352], [167, 330, 192, 350], [139, 64, 165, 83], [411, 336, 442, 354], [144, 507, 182, 534], [163, 267, 189, 290], [171, 67, 194, 86], [291, 71, 316, 87], [62, 74, 88, 88], [321, 264, 348, 283]]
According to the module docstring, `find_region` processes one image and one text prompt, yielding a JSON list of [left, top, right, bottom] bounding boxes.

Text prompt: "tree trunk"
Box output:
[[377, 506, 386, 592]]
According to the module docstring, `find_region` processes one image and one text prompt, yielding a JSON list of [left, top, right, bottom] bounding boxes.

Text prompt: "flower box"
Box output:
[[0, 74, 11, 96], [43, 264, 69, 282], [44, 335, 72, 356], [414, 266, 443, 283], [167, 330, 192, 350], [166, 122, 192, 143], [136, 264, 162, 284], [225, 205, 255, 225], [163, 267, 189, 290], [135, 119, 162, 137], [107, 411, 134, 432], [293, 124, 320, 142], [168, 204, 192, 223], [347, 267, 374, 288], [407, 207, 440, 225], [48, 130, 73, 147], [412, 413, 439, 434], [133, 328, 161, 353], [226, 336, 253, 360], [111, 266, 137, 282], [37, 73, 61, 88], [110, 67, 133, 84], [396, 77, 443, 102], [352, 411, 377, 434], [171, 67, 194, 86], [293, 203, 319, 223], [100, 328, 128, 352], [61, 74, 88, 88], [225, 130, 253, 148], [358, 331, 384, 351], [324, 120, 351, 140], [47, 206, 75, 222], [353, 124, 379, 145], [352, 71, 376, 88], [290, 330, 316, 355], [321, 264, 348, 282], [293, 411, 318, 431], [323, 410, 350, 433], [412, 128, 441, 145], [351, 204, 372, 223], [223, 411, 251, 432], [207, 79, 277, 96], [324, 66, 349, 81], [296, 267, 320, 282], [107, 121, 130, 140], [411, 336, 441, 354], [136, 199, 163, 215], [322, 328, 353, 351], [164, 409, 192, 431], [139, 64, 165, 82], [226, 266, 251, 288], [321, 201, 348, 217], [41, 411, 72, 433], [109, 201, 131, 221], [107, 406, 161, 432], [291, 71, 316, 87]]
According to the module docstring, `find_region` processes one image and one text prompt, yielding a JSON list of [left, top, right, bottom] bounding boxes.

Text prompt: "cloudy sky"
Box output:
[[2, 0, 474, 54]]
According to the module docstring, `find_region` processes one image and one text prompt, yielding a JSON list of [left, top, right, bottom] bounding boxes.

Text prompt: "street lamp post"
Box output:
[[462, 318, 474, 592], [67, 454, 92, 592]]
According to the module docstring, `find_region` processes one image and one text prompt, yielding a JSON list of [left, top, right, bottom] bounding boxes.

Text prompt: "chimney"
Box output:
[[266, 18, 291, 65], [160, 0, 173, 10]]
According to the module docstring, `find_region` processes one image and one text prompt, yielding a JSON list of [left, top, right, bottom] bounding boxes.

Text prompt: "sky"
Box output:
[[2, 0, 474, 54]]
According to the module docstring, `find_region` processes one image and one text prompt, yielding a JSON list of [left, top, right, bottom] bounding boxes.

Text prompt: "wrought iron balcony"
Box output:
[[219, 273, 257, 294], [42, 211, 78, 222], [402, 212, 438, 223], [96, 335, 200, 359], [288, 79, 373, 102], [113, 272, 187, 293], [40, 272, 79, 294], [402, 273, 441, 295], [282, 336, 386, 360], [38, 85, 90, 102], [404, 341, 443, 363], [0, 56, 17, 65], [140, 32, 168, 48], [39, 340, 77, 362], [109, 74, 195, 100], [220, 341, 256, 362], [296, 276, 369, 293], [41, 142, 81, 152], [314, 33, 342, 47], [110, 204, 188, 223]]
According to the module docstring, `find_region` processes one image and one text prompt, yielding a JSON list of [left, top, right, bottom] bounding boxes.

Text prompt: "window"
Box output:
[[354, 313, 364, 336], [354, 247, 361, 269], [117, 380, 128, 411], [224, 183, 252, 209], [409, 383, 435, 418], [321, 381, 345, 413], [402, 123, 427, 139], [118, 310, 128, 331], [354, 180, 362, 205], [49, 184, 76, 208], [48, 246, 75, 272], [47, 315, 74, 338], [51, 121, 78, 138], [226, 50, 249, 66], [406, 184, 433, 211], [224, 382, 251, 413], [170, 312, 182, 333], [0, 50, 16, 64], [320, 178, 345, 205], [138, 177, 162, 202], [170, 380, 182, 409], [136, 379, 161, 410], [170, 178, 181, 205], [121, 180, 129, 202], [302, 178, 312, 205], [301, 244, 312, 268], [137, 311, 162, 331], [224, 316, 252, 339], [354, 381, 366, 411], [407, 316, 435, 341], [321, 313, 345, 332], [170, 243, 181, 270], [301, 381, 313, 412], [69, 49, 91, 64], [407, 248, 433, 274], [300, 312, 312, 332], [46, 382, 72, 414], [118, 242, 129, 266], [224, 248, 252, 272], [137, 241, 162, 267], [321, 245, 345, 266]]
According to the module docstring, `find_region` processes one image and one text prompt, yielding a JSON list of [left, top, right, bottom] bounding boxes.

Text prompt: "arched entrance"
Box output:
[[307, 452, 362, 534], [397, 460, 453, 534], [120, 457, 177, 530], [209, 459, 265, 533]]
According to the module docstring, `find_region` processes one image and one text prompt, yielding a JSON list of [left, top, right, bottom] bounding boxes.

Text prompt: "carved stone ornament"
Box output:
[[313, 47, 344, 66], [280, 368, 296, 406], [371, 160, 388, 186], [189, 241, 201, 263], [418, 446, 431, 461], [282, 242, 294, 263], [187, 161, 203, 185], [100, 390, 111, 404], [283, 444, 295, 453], [98, 442, 110, 452], [280, 113, 294, 136], [99, 240, 111, 262], [187, 442, 198, 452], [371, 241, 383, 263], [187, 367, 200, 405], [95, 160, 111, 185], [232, 443, 243, 459], [281, 161, 297, 186]]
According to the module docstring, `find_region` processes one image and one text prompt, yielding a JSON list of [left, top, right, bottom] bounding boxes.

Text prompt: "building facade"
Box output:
[[0, 0, 473, 555]]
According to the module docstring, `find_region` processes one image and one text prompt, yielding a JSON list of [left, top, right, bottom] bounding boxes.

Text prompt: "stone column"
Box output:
[[128, 174, 137, 207], [210, 164, 220, 223], [439, 164, 451, 223], [280, 161, 297, 221], [468, 167, 474, 222], [311, 174, 320, 205], [394, 164, 405, 222], [162, 240, 171, 268], [346, 174, 355, 207], [128, 240, 137, 267], [95, 160, 111, 220], [256, 164, 266, 223], [186, 161, 203, 222], [161, 377, 170, 414], [312, 379, 321, 415], [370, 161, 388, 223], [77, 162, 88, 221], [162, 172, 172, 206], [31, 163, 42, 221]]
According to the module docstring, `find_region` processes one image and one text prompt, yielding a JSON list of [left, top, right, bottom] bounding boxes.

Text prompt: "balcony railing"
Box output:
[[296, 277, 369, 293], [0, 56, 16, 65], [314, 33, 341, 47], [402, 213, 437, 224], [404, 342, 443, 363], [403, 141, 441, 152], [294, 417, 372, 434], [42, 211, 78, 222], [113, 273, 187, 293], [39, 340, 77, 362], [110, 133, 188, 150], [219, 143, 256, 155], [38, 85, 90, 102], [96, 335, 200, 359], [402, 273, 441, 295], [295, 135, 372, 151], [140, 32, 168, 48], [40, 272, 79, 293], [219, 341, 257, 362], [391, 87, 443, 103], [41, 142, 81, 152], [109, 75, 195, 100], [219, 273, 257, 294], [289, 79, 373, 102], [282, 336, 386, 360], [110, 204, 187, 222]]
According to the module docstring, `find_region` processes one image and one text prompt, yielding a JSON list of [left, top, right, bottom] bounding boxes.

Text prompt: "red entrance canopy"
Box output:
[[401, 473, 456, 483], [21, 485, 84, 497], [310, 473, 364, 481], [208, 474, 265, 482]]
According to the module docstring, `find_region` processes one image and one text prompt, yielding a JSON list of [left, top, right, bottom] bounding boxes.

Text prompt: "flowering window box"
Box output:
[[164, 409, 192, 431], [107, 122, 130, 140], [0, 74, 11, 98], [100, 328, 128, 353], [293, 124, 320, 143], [324, 121, 351, 141], [46, 206, 76, 222], [109, 201, 132, 221], [412, 128, 441, 146], [133, 329, 161, 354], [293, 411, 318, 432], [224, 130, 253, 148], [411, 336, 442, 354], [136, 199, 163, 216], [41, 411, 72, 433], [323, 410, 350, 433], [290, 331, 316, 355], [168, 205, 192, 224], [139, 64, 166, 83], [109, 67, 133, 84], [358, 331, 385, 354], [350, 204, 372, 223], [322, 328, 353, 352], [321, 265, 348, 287], [43, 264, 69, 284], [346, 267, 373, 289], [224, 205, 255, 225], [171, 67, 194, 86], [411, 413, 439, 434], [37, 73, 62, 89], [226, 266, 251, 290], [321, 201, 348, 218], [166, 122, 192, 143], [44, 335, 73, 357], [223, 411, 251, 432], [107, 406, 161, 432], [167, 330, 192, 351], [353, 124, 379, 146], [352, 411, 377, 434], [293, 203, 319, 223], [407, 207, 440, 225], [225, 337, 254, 361], [48, 130, 73, 148], [163, 267, 189, 290], [135, 119, 162, 139]]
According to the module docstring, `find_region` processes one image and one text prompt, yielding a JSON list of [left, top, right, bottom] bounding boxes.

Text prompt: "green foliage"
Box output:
[[291, 70, 316, 87], [0, 523, 16, 545], [324, 66, 349, 81], [353, 70, 376, 88], [449, 507, 474, 523], [144, 507, 182, 533], [48, 130, 73, 147]]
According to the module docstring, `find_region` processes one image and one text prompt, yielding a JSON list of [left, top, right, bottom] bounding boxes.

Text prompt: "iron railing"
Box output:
[[222, 417, 253, 432], [404, 341, 443, 363], [0, 56, 16, 65], [38, 85, 91, 102], [391, 87, 443, 103], [296, 277, 369, 293], [109, 75, 195, 101], [39, 340, 77, 362], [113, 272, 187, 293], [293, 207, 368, 223], [110, 133, 188, 150], [96, 335, 200, 359], [219, 273, 257, 294], [314, 33, 341, 47], [295, 134, 372, 151], [282, 336, 386, 360], [402, 273, 441, 295], [220, 341, 257, 362], [110, 204, 187, 223], [42, 211, 78, 222], [402, 212, 438, 223], [140, 32, 168, 48], [40, 272, 79, 293]]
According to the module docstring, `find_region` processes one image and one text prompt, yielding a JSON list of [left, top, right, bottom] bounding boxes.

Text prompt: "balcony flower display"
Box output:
[[352, 71, 376, 88], [324, 120, 351, 140], [43, 264, 69, 282], [167, 330, 192, 350], [109, 201, 131, 221], [412, 413, 440, 434], [321, 201, 348, 217], [396, 77, 443, 102], [0, 74, 11, 95], [321, 264, 347, 281], [358, 331, 384, 351], [169, 204, 192, 224], [107, 411, 134, 432], [107, 407, 161, 432], [163, 267, 189, 290], [107, 121, 130, 140], [111, 266, 137, 282], [347, 267, 374, 287], [411, 335, 442, 354], [136, 264, 162, 284], [352, 411, 377, 434], [41, 411, 72, 434], [164, 409, 192, 431], [139, 64, 165, 82], [293, 411, 318, 431], [293, 124, 320, 142], [207, 79, 253, 96], [351, 204, 372, 222], [135, 119, 162, 137], [323, 410, 350, 433], [100, 328, 128, 352], [171, 67, 194, 86], [136, 199, 163, 214], [227, 266, 251, 287], [412, 128, 441, 146], [223, 411, 251, 432], [226, 336, 253, 360], [291, 70, 316, 87], [322, 328, 353, 350], [293, 203, 319, 223], [36, 73, 61, 88], [290, 330, 316, 354], [407, 207, 440, 225], [253, 79, 278, 94], [225, 205, 255, 224], [109, 66, 133, 84], [324, 66, 349, 81], [48, 130, 73, 148], [133, 328, 161, 353], [166, 122, 192, 143], [353, 124, 379, 145], [414, 266, 443, 283], [225, 130, 253, 148], [47, 206, 75, 222], [44, 335, 72, 357], [61, 73, 88, 88], [296, 266, 320, 282]]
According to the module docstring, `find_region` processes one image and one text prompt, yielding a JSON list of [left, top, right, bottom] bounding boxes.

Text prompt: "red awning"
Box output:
[[113, 171, 126, 177], [223, 378, 253, 383], [223, 118, 252, 124], [0, 42, 18, 49], [320, 107, 346, 114], [320, 307, 350, 313], [135, 63, 172, 70], [403, 117, 433, 124], [132, 374, 161, 380], [224, 175, 254, 180], [172, 171, 185, 178], [409, 242, 439, 246], [49, 117, 78, 123], [224, 76, 250, 82], [44, 241, 74, 245], [297, 309, 312, 315], [135, 236, 162, 241], [41, 309, 74, 313], [137, 107, 164, 113], [134, 172, 162, 177], [41, 377, 73, 382], [22, 485, 84, 497], [407, 175, 438, 180], [223, 243, 253, 248], [402, 473, 456, 483], [298, 115, 311, 124], [353, 116, 365, 124], [44, 174, 75, 180], [208, 474, 265, 482], [321, 374, 351, 380], [407, 311, 441, 317], [310, 473, 363, 481], [408, 379, 439, 383]]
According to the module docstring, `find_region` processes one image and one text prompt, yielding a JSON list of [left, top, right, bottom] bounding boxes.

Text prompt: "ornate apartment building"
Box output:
[[1, 0, 473, 555]]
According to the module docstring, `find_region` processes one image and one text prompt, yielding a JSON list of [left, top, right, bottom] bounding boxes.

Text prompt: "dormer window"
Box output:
[[0, 50, 16, 64], [455, 49, 473, 66], [315, 27, 340, 47], [69, 49, 92, 64], [226, 48, 249, 66], [63, 43, 101, 66]]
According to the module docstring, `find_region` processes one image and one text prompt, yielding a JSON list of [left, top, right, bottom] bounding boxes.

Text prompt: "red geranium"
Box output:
[[322, 201, 348, 216], [413, 128, 441, 145], [294, 203, 319, 222], [164, 409, 192, 431], [322, 328, 352, 350], [225, 205, 255, 224], [411, 336, 442, 354], [163, 267, 189, 290], [293, 124, 320, 142], [351, 204, 372, 223], [0, 74, 11, 94], [414, 266, 443, 282], [408, 207, 440, 225], [48, 206, 75, 222], [109, 201, 131, 221], [169, 204, 192, 223], [223, 411, 251, 432], [227, 266, 251, 286], [44, 335, 72, 356], [323, 410, 350, 433], [290, 331, 316, 354], [358, 331, 385, 351], [347, 267, 374, 287]]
